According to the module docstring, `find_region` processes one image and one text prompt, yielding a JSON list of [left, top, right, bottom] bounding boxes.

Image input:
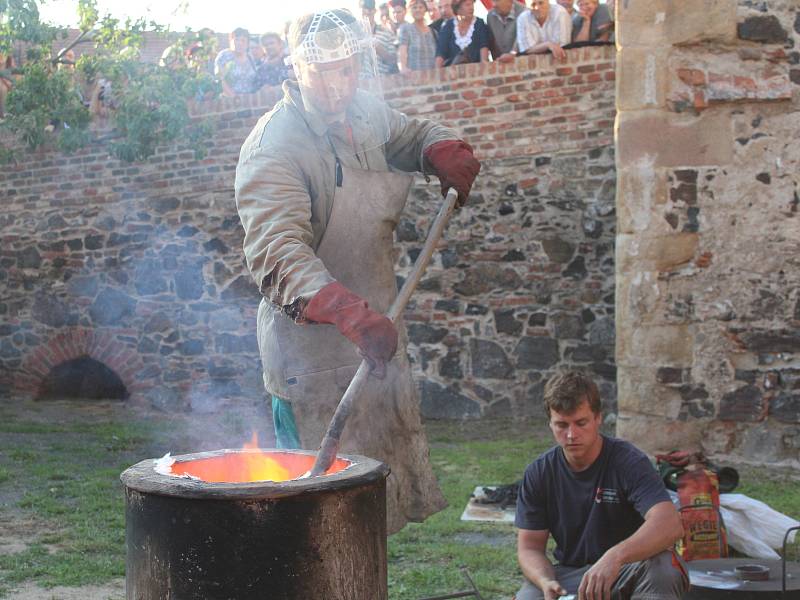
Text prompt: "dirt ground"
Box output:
[[3, 581, 125, 600]]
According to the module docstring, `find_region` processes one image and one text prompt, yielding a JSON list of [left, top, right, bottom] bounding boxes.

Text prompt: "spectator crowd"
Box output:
[[0, 0, 614, 116], [207, 0, 614, 98]]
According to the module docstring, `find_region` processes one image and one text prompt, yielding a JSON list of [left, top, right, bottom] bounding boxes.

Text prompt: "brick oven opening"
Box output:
[[37, 356, 128, 401]]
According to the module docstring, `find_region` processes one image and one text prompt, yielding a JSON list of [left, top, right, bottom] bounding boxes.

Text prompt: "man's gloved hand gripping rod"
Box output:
[[309, 188, 459, 477]]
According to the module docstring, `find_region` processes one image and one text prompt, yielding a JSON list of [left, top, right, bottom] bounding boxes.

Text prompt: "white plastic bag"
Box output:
[[719, 493, 799, 560]]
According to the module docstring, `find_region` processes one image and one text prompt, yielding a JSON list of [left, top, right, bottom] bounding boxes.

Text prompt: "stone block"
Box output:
[[453, 264, 523, 296], [563, 256, 588, 280], [738, 329, 800, 354], [470, 338, 513, 379], [220, 275, 261, 303], [770, 392, 800, 424], [617, 111, 734, 168], [408, 323, 449, 345], [617, 367, 683, 419], [439, 349, 463, 379], [31, 293, 71, 328], [668, 50, 793, 112], [214, 333, 258, 354], [616, 161, 669, 235], [18, 247, 42, 269], [552, 313, 585, 339], [615, 411, 705, 455], [494, 310, 523, 336], [719, 385, 764, 421], [174, 262, 206, 301], [541, 237, 575, 264], [737, 15, 789, 44], [514, 337, 559, 370], [420, 380, 481, 419], [89, 288, 136, 326], [617, 324, 694, 368], [616, 48, 668, 111], [588, 317, 615, 346], [618, 0, 737, 48], [616, 232, 698, 273]]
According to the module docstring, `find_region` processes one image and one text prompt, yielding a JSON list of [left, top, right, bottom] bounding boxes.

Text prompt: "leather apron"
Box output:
[[256, 165, 447, 534]]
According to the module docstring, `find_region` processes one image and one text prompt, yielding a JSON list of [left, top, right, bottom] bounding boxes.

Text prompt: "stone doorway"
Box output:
[[36, 356, 128, 401]]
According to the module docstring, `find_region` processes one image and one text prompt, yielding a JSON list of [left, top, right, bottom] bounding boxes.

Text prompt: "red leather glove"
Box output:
[[423, 140, 481, 207], [304, 281, 398, 378]]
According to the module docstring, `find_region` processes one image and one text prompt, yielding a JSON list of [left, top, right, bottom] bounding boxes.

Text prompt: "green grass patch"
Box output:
[[0, 416, 166, 595], [0, 410, 798, 600], [387, 424, 552, 599]]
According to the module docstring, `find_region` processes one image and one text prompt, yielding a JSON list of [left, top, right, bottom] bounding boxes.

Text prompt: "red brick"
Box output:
[[693, 90, 707, 110], [708, 72, 730, 84], [676, 68, 706, 86], [695, 251, 713, 268], [433, 102, 452, 112], [733, 76, 757, 92]]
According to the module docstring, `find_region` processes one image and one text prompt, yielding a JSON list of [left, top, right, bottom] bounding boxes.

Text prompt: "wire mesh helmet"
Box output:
[[287, 8, 389, 153], [290, 10, 370, 66]]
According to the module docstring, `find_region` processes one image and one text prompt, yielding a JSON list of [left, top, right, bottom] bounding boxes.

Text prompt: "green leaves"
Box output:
[[76, 0, 98, 33], [4, 62, 91, 152], [0, 0, 220, 163]]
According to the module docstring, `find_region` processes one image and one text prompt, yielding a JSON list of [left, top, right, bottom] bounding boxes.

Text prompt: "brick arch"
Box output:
[[16, 328, 144, 398]]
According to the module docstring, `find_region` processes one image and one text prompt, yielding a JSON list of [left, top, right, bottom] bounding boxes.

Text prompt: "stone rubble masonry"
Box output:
[[0, 46, 617, 421], [616, 1, 800, 465]]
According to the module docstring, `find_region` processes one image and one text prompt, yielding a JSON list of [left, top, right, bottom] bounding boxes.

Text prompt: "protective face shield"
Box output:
[[288, 10, 389, 154]]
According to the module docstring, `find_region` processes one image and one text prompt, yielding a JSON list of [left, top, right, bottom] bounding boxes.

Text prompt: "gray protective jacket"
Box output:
[[235, 80, 459, 317]]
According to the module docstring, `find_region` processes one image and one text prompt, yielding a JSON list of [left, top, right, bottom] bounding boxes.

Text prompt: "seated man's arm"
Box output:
[[578, 500, 683, 600], [517, 528, 567, 600]]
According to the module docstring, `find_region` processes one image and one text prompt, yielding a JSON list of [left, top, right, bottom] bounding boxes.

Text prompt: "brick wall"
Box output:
[[616, 2, 800, 464], [0, 46, 617, 419]]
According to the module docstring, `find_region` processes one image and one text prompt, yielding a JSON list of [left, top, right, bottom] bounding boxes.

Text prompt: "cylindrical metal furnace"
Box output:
[[121, 449, 389, 600]]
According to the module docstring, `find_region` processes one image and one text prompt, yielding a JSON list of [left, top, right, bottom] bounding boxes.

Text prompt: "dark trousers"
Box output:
[[516, 550, 689, 600]]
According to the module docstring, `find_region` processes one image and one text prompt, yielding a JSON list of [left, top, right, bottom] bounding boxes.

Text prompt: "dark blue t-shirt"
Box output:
[[435, 18, 489, 66], [515, 436, 670, 567]]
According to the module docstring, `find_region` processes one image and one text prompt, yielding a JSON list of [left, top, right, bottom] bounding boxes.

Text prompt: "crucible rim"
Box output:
[[120, 448, 389, 500]]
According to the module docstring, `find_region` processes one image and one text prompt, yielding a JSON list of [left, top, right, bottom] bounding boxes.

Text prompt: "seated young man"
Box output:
[[515, 371, 689, 600]]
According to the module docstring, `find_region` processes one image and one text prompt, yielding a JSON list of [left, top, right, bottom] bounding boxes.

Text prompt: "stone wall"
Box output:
[[616, 1, 800, 464], [0, 46, 617, 420]]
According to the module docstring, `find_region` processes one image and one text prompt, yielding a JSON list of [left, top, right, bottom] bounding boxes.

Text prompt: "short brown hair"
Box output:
[[543, 371, 601, 417]]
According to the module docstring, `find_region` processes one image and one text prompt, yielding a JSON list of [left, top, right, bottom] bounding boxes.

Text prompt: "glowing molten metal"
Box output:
[[169, 433, 351, 483]]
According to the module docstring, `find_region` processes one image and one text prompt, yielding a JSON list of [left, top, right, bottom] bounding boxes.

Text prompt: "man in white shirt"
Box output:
[[516, 0, 571, 60]]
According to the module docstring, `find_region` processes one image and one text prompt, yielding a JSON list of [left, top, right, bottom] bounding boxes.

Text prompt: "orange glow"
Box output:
[[169, 432, 351, 483]]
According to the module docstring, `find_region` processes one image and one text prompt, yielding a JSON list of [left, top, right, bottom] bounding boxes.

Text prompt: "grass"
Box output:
[[389, 423, 552, 599], [0, 407, 798, 599], [0, 415, 164, 592]]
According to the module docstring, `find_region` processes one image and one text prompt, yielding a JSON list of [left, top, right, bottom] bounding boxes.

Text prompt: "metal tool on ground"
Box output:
[[309, 187, 459, 478], [418, 567, 484, 600], [684, 557, 800, 599]]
